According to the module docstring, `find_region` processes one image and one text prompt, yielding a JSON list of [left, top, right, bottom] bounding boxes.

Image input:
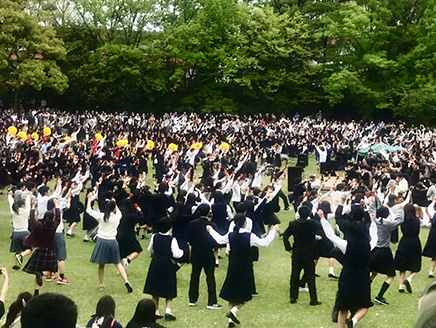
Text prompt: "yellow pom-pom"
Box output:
[[31, 133, 39, 141], [17, 131, 27, 140], [43, 127, 51, 136], [95, 133, 103, 141], [64, 136, 71, 143], [117, 140, 128, 148], [8, 126, 17, 136], [168, 143, 178, 152], [191, 142, 203, 150], [146, 140, 155, 150], [220, 142, 230, 152]]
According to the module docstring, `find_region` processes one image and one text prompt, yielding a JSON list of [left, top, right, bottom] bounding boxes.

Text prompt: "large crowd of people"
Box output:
[[2, 109, 436, 327]]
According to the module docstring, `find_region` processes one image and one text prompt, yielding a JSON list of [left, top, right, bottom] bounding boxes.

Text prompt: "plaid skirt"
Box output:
[[23, 248, 58, 274]]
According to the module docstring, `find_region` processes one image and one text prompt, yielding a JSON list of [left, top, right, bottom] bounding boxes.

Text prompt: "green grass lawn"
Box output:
[[0, 156, 428, 327]]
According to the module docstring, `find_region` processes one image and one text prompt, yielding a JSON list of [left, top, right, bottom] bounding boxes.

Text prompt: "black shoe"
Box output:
[[66, 232, 74, 237], [226, 311, 240, 325], [399, 289, 405, 293], [35, 273, 43, 287], [165, 313, 176, 321], [315, 273, 320, 277], [331, 309, 339, 323], [328, 273, 339, 279], [156, 314, 163, 319], [12, 265, 20, 271], [252, 292, 259, 297], [346, 318, 353, 328], [124, 281, 133, 293], [218, 255, 223, 259], [229, 322, 236, 328], [15, 254, 23, 266], [309, 300, 321, 306], [404, 279, 412, 293], [290, 299, 297, 304], [374, 296, 389, 306]]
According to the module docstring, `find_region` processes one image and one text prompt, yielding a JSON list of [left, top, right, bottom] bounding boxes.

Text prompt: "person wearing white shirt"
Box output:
[[207, 214, 279, 327], [86, 192, 132, 293]]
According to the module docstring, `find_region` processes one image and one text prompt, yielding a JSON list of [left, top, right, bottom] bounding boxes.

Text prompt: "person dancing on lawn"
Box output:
[[423, 197, 436, 278], [22, 198, 61, 296], [144, 217, 183, 321], [394, 204, 422, 293], [319, 208, 378, 328], [86, 191, 133, 293], [206, 213, 279, 327], [8, 190, 33, 270]]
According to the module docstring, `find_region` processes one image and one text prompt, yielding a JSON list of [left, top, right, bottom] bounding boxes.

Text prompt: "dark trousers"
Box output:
[[290, 251, 317, 302], [278, 190, 290, 209], [189, 263, 217, 305]]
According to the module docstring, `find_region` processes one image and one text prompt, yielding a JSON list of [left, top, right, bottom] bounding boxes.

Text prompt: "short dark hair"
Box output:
[[21, 293, 77, 328]]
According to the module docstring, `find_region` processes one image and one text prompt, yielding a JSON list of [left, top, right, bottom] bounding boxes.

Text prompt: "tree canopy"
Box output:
[[1, 0, 436, 124]]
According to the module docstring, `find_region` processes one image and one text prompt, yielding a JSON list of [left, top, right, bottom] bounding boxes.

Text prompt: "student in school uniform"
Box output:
[[186, 204, 222, 310], [126, 299, 165, 328], [319, 208, 378, 328], [283, 205, 321, 306], [144, 216, 183, 321], [207, 213, 279, 327], [86, 192, 133, 293]]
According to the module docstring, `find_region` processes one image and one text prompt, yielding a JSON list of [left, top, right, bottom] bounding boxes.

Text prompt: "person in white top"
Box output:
[[86, 192, 133, 293], [8, 191, 33, 270]]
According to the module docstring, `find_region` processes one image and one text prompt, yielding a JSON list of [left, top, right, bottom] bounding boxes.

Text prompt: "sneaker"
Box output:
[[207, 304, 223, 310], [188, 302, 196, 307], [15, 254, 23, 266], [346, 318, 354, 328], [309, 300, 322, 306], [429, 273, 435, 278], [45, 274, 57, 282], [165, 313, 176, 321], [404, 279, 412, 293], [99, 284, 105, 291], [328, 273, 339, 279], [374, 296, 389, 306], [122, 258, 129, 269], [57, 277, 70, 285], [125, 281, 133, 293], [299, 287, 309, 293], [226, 311, 240, 325]]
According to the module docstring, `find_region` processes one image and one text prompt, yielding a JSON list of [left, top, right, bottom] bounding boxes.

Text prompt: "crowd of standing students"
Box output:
[[3, 109, 436, 327]]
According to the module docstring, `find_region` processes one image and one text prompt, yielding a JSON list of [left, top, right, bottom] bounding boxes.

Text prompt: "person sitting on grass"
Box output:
[[126, 299, 165, 328], [0, 268, 9, 321], [86, 295, 122, 328]]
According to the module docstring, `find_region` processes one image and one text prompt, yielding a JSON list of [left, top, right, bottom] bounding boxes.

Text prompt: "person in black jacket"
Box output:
[[283, 206, 321, 305], [186, 204, 222, 310]]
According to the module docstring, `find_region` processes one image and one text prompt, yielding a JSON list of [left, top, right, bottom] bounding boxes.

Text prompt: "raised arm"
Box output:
[[250, 225, 279, 247], [319, 210, 347, 254], [207, 226, 229, 245]]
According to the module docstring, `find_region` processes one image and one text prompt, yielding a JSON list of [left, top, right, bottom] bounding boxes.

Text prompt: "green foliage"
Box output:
[[1, 0, 436, 123], [0, 0, 68, 104]]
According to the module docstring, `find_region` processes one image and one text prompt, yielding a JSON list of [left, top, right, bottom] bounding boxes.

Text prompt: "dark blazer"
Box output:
[[283, 218, 319, 260], [186, 217, 218, 266]]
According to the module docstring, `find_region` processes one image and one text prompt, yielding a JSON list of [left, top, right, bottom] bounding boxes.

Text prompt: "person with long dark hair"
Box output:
[[206, 213, 279, 327], [394, 204, 422, 293], [1, 292, 32, 328], [126, 299, 165, 328], [86, 295, 122, 328], [86, 192, 133, 293], [319, 208, 378, 328], [144, 217, 183, 321]]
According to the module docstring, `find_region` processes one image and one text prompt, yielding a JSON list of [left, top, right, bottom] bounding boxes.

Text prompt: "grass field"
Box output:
[[0, 156, 428, 328]]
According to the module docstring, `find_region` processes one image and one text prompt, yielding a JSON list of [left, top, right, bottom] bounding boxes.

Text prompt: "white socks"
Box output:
[[156, 310, 160, 316], [430, 271, 434, 276], [352, 317, 357, 326], [329, 267, 335, 275], [166, 308, 171, 314], [399, 284, 405, 290], [67, 229, 72, 235], [407, 277, 412, 283], [230, 306, 239, 315]]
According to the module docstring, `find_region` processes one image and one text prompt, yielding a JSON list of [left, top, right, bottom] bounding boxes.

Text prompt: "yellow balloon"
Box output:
[[43, 127, 51, 136], [31, 133, 39, 141], [168, 143, 178, 152], [95, 133, 103, 141], [8, 126, 17, 136], [146, 140, 155, 150], [220, 142, 230, 152], [17, 131, 27, 140]]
